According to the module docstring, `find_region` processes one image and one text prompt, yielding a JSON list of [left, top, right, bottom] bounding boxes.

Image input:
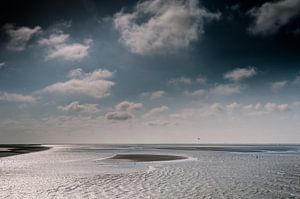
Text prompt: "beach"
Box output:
[[0, 144, 299, 198]]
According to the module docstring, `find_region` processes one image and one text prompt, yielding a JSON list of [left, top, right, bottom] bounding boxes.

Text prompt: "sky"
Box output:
[[0, 0, 300, 144]]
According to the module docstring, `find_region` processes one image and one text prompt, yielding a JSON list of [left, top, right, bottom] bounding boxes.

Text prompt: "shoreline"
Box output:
[[108, 154, 187, 162], [0, 144, 51, 158]]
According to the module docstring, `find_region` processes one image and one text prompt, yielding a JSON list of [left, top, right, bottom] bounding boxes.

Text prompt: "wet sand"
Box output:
[[1, 145, 299, 198], [108, 154, 187, 162], [0, 144, 50, 158], [155, 145, 298, 153]]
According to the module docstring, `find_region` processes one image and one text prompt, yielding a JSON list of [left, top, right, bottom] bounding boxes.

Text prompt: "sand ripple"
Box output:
[[0, 145, 299, 198]]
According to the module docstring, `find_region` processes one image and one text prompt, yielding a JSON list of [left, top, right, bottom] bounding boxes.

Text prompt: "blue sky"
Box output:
[[0, 0, 300, 143]]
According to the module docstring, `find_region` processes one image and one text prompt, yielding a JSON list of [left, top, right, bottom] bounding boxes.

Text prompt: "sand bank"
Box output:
[[108, 154, 187, 162], [0, 144, 50, 158]]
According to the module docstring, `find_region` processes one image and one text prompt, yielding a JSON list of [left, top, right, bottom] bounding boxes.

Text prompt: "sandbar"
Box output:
[[108, 154, 187, 162]]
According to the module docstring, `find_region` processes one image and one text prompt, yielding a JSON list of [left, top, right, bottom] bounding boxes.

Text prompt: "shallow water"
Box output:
[[0, 144, 299, 199]]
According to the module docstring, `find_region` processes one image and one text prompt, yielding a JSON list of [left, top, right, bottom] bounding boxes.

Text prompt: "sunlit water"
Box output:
[[0, 144, 300, 199]]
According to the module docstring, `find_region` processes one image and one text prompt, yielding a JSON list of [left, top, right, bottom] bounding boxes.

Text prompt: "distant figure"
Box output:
[[197, 138, 200, 144]]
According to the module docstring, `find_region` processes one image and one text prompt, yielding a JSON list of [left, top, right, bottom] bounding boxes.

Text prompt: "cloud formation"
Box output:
[[141, 90, 165, 99], [146, 120, 175, 126], [169, 77, 192, 85], [270, 80, 288, 92], [293, 74, 300, 86], [248, 0, 300, 35], [170, 102, 291, 121], [225, 102, 290, 115], [226, 102, 241, 112], [210, 84, 242, 96], [115, 101, 143, 111], [265, 103, 289, 112], [196, 76, 207, 84], [42, 68, 114, 98], [170, 103, 224, 120], [143, 105, 169, 118], [105, 111, 133, 121], [114, 0, 220, 55], [224, 67, 256, 81], [0, 62, 5, 69], [105, 101, 143, 121], [4, 24, 41, 51], [39, 32, 91, 61], [236, 102, 290, 115], [0, 92, 36, 103], [184, 89, 206, 96], [169, 75, 206, 86], [57, 101, 100, 113], [67, 68, 113, 80]]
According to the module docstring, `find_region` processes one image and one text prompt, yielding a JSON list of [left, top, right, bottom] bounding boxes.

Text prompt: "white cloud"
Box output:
[[210, 84, 242, 96], [0, 92, 36, 103], [270, 80, 288, 92], [143, 105, 169, 118], [242, 102, 289, 115], [169, 77, 192, 85], [141, 90, 165, 99], [169, 75, 206, 86], [0, 62, 5, 69], [104, 101, 142, 121], [170, 102, 291, 121], [39, 32, 91, 61], [105, 111, 133, 121], [41, 68, 114, 98], [114, 0, 220, 55], [207, 103, 224, 114], [224, 67, 256, 81], [226, 102, 241, 111], [228, 102, 289, 115], [196, 76, 207, 84], [115, 101, 143, 112], [67, 68, 113, 80], [170, 103, 224, 120], [57, 101, 100, 113], [4, 24, 41, 51], [146, 120, 175, 126], [184, 89, 206, 96], [243, 103, 262, 112], [265, 103, 289, 112], [248, 0, 300, 35], [47, 43, 89, 60], [38, 33, 69, 46], [292, 74, 300, 86], [150, 90, 165, 99], [42, 79, 113, 98]]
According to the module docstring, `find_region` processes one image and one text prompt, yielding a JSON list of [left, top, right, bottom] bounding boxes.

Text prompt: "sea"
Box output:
[[0, 144, 299, 199]]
